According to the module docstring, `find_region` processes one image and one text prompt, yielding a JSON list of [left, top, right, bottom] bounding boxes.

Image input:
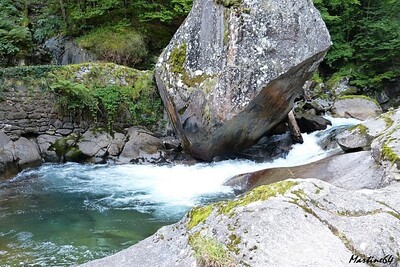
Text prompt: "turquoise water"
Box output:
[[0, 117, 359, 266], [0, 163, 235, 266]]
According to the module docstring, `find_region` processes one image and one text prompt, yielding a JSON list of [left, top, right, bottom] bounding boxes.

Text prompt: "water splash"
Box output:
[[0, 116, 359, 266]]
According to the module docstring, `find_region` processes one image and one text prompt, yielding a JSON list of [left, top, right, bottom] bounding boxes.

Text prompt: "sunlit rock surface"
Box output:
[[156, 0, 331, 160], [81, 179, 400, 267]]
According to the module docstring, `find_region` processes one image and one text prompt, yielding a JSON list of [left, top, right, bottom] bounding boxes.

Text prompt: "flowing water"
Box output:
[[0, 117, 359, 266]]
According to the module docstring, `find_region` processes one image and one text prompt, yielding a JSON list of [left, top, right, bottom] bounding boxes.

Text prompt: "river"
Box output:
[[0, 117, 359, 266]]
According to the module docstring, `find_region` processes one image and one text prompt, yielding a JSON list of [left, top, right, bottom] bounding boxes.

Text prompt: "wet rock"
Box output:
[[337, 125, 372, 152], [225, 151, 385, 191], [37, 134, 62, 162], [332, 96, 382, 120], [156, 0, 331, 161], [0, 132, 42, 179], [295, 113, 331, 133], [235, 132, 293, 162], [119, 127, 164, 164]]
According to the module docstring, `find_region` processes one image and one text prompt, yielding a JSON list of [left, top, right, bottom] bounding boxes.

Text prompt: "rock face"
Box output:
[[225, 151, 386, 191], [156, 0, 331, 161], [44, 36, 97, 65], [332, 96, 382, 120], [0, 132, 42, 180], [81, 179, 400, 267]]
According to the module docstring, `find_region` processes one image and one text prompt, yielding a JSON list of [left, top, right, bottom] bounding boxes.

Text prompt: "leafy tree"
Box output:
[[0, 0, 33, 66], [313, 0, 400, 92]]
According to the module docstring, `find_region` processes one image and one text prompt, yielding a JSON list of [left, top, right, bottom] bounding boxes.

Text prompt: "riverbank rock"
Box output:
[[119, 127, 165, 164], [332, 96, 382, 120], [156, 0, 331, 161], [225, 151, 385, 191], [78, 130, 126, 162], [0, 131, 42, 179], [334, 108, 400, 182], [295, 113, 331, 133], [370, 109, 400, 182], [81, 179, 400, 267]]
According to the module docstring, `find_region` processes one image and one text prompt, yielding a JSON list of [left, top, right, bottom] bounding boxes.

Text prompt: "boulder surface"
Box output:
[[156, 0, 331, 160], [81, 179, 400, 267]]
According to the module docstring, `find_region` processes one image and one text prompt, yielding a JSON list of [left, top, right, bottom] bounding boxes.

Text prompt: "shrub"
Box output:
[[77, 22, 148, 67]]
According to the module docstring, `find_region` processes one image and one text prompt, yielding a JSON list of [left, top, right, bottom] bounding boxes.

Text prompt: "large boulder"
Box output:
[[156, 0, 331, 161]]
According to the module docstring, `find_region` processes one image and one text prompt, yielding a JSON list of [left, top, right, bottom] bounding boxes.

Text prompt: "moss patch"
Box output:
[[168, 43, 213, 87], [76, 22, 147, 67], [215, 0, 242, 8], [227, 234, 241, 255], [382, 144, 400, 166], [349, 124, 369, 135], [217, 180, 298, 216], [189, 233, 236, 267], [338, 95, 380, 106], [169, 43, 187, 74], [188, 205, 215, 230]]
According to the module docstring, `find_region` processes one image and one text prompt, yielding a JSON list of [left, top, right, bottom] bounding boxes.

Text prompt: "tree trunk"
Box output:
[[59, 0, 67, 24], [287, 110, 303, 144]]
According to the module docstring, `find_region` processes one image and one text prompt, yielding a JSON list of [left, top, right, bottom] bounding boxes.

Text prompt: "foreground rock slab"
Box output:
[[156, 0, 331, 161], [81, 179, 400, 267]]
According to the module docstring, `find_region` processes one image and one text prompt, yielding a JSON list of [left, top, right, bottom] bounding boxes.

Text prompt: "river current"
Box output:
[[0, 117, 359, 266]]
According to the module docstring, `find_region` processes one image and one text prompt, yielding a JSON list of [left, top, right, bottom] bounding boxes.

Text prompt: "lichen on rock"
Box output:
[[156, 0, 331, 160]]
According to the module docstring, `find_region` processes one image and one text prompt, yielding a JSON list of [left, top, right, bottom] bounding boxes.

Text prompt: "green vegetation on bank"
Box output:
[[313, 0, 400, 93], [0, 63, 163, 132], [1, 0, 398, 98]]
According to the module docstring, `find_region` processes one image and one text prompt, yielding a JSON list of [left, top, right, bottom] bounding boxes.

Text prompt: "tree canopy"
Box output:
[[0, 0, 399, 94]]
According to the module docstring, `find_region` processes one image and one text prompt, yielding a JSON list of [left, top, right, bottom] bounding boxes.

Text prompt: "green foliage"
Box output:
[[189, 233, 235, 267], [77, 22, 148, 67], [0, 0, 33, 66], [48, 63, 162, 132], [313, 0, 400, 92]]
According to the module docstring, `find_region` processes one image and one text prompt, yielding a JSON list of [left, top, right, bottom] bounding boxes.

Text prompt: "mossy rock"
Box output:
[[333, 95, 382, 120], [187, 180, 298, 229]]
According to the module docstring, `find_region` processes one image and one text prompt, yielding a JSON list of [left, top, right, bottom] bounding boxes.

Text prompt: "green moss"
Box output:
[[217, 180, 298, 216], [76, 22, 147, 66], [169, 43, 187, 74], [215, 0, 242, 8], [48, 134, 82, 163], [349, 124, 369, 135], [379, 111, 395, 128], [188, 205, 215, 230], [204, 104, 211, 123], [338, 95, 380, 106], [66, 147, 86, 162], [227, 234, 241, 255], [189, 233, 235, 267], [382, 144, 400, 166], [168, 43, 212, 87]]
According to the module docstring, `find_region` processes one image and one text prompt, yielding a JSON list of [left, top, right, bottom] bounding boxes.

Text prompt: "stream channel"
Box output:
[[0, 117, 359, 266]]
